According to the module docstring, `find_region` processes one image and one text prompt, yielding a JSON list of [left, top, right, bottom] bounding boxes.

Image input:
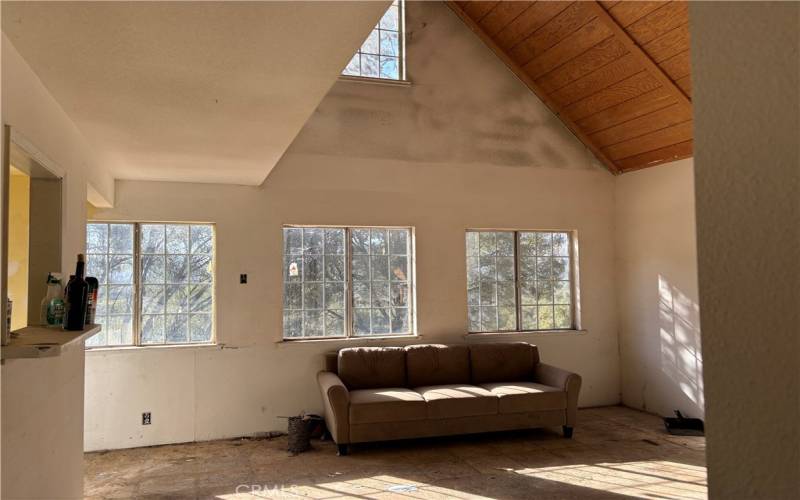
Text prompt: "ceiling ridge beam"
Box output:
[[446, 0, 622, 175], [586, 1, 692, 108]]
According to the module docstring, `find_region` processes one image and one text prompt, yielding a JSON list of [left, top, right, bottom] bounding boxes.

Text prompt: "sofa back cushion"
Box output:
[[405, 344, 470, 388], [469, 342, 539, 384], [338, 347, 406, 390]]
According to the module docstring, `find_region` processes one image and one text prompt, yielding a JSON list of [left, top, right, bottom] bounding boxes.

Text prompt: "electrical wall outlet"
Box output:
[[240, 274, 247, 284], [142, 412, 151, 425]]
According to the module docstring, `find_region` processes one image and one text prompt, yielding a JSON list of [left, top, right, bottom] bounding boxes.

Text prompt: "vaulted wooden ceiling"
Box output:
[[449, 1, 692, 174]]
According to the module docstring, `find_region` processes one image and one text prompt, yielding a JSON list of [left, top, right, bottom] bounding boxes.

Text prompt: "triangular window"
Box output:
[[342, 1, 405, 81]]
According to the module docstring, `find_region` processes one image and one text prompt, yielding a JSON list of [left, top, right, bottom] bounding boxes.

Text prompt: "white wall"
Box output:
[[1, 35, 113, 228], [2, 348, 86, 499], [690, 2, 799, 498], [84, 1, 621, 451], [615, 159, 702, 419], [1, 35, 112, 499], [86, 163, 620, 451]]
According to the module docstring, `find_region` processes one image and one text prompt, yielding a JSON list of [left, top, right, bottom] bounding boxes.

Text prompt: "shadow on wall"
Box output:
[[658, 274, 704, 417], [286, 1, 600, 172]]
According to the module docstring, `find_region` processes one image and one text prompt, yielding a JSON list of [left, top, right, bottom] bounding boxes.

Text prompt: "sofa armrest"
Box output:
[[317, 371, 350, 444], [535, 363, 582, 427]]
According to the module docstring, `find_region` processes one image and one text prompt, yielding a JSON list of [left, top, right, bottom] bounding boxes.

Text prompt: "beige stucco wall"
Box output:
[[615, 159, 702, 419], [84, 1, 620, 451], [690, 2, 799, 498]]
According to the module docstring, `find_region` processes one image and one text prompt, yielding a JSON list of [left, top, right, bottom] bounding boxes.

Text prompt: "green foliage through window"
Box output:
[[466, 230, 575, 333], [85, 222, 215, 347], [283, 226, 414, 339]]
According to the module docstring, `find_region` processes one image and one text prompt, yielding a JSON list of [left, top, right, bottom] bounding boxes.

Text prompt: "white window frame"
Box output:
[[282, 224, 416, 340], [85, 221, 217, 348], [466, 229, 580, 334], [340, 0, 407, 83]]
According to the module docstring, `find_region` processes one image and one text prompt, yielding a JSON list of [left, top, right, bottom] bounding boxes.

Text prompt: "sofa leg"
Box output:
[[563, 426, 574, 439], [337, 444, 349, 456]]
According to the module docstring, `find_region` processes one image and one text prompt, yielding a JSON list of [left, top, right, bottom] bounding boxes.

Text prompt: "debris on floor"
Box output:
[[84, 406, 708, 499], [664, 410, 705, 436]]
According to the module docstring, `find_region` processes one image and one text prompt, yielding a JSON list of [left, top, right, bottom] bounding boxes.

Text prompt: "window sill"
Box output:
[[338, 75, 412, 87], [85, 343, 219, 354], [465, 330, 587, 338], [277, 334, 421, 346]]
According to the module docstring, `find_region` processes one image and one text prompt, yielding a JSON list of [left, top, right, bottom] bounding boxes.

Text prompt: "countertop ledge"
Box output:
[[1, 324, 101, 360]]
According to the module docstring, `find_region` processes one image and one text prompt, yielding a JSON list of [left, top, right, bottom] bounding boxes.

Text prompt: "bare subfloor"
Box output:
[[85, 406, 706, 499]]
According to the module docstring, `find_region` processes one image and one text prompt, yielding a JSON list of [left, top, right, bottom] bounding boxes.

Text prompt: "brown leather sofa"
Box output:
[[317, 342, 581, 455]]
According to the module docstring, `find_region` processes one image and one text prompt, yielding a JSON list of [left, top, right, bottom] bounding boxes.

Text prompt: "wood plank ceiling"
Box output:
[[449, 1, 692, 174]]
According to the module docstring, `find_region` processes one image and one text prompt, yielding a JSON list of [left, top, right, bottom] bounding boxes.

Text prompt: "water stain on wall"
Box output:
[[287, 1, 599, 172]]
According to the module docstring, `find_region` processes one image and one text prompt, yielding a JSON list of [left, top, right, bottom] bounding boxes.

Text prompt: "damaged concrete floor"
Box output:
[[85, 406, 706, 499]]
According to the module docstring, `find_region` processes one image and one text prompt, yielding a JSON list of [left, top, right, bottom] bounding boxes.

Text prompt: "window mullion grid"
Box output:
[[301, 228, 308, 338], [345, 228, 353, 339], [408, 229, 415, 335], [132, 223, 142, 347], [568, 232, 576, 330], [99, 224, 111, 346], [514, 231, 522, 332], [104, 224, 111, 344], [398, 0, 406, 80]]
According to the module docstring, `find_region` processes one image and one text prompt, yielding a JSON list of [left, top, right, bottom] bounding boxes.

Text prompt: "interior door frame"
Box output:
[[2, 125, 66, 343]]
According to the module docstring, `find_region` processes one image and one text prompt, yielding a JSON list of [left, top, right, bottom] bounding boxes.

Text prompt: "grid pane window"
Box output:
[[466, 230, 576, 333], [342, 0, 404, 81], [519, 231, 572, 330], [86, 223, 134, 347], [140, 224, 214, 345], [283, 228, 346, 338], [282, 226, 414, 339], [466, 231, 517, 333], [352, 228, 411, 336], [85, 222, 215, 348]]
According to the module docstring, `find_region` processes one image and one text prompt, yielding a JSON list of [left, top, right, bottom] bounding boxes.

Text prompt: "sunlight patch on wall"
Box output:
[[659, 274, 703, 410]]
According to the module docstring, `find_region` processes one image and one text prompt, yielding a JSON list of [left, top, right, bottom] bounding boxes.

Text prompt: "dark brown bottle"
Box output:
[[85, 277, 99, 325], [64, 254, 89, 331]]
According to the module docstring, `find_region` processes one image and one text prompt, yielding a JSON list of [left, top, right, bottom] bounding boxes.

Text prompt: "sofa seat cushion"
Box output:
[[349, 388, 427, 424], [480, 382, 566, 414], [415, 384, 499, 419]]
